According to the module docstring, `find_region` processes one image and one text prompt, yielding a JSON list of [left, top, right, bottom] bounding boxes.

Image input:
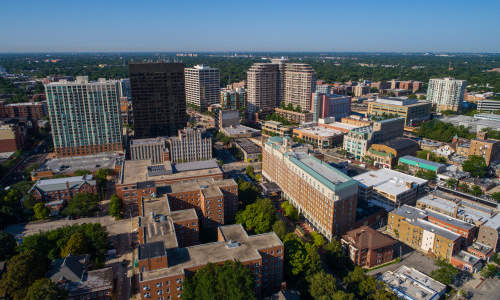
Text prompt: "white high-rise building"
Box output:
[[427, 78, 467, 112], [45, 76, 123, 157], [185, 65, 220, 111], [283, 63, 316, 111]]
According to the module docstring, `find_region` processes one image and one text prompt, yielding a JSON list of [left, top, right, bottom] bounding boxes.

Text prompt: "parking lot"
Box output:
[[366, 249, 438, 278]]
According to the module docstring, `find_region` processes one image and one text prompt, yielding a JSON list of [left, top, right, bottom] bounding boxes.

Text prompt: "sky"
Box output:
[[1, 0, 499, 53]]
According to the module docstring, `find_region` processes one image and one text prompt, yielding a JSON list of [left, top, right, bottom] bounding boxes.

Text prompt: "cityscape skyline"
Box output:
[[1, 0, 499, 53]]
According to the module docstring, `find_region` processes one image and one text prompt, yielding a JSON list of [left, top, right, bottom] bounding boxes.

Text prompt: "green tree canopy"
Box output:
[[344, 267, 396, 300], [182, 261, 256, 300], [309, 271, 355, 300], [0, 231, 16, 260], [430, 259, 458, 286], [60, 232, 88, 258], [310, 232, 326, 248], [0, 250, 49, 300], [62, 192, 98, 217], [33, 202, 50, 220], [237, 180, 259, 207], [323, 239, 353, 278], [281, 201, 299, 221], [236, 198, 276, 234], [462, 155, 488, 177], [109, 194, 123, 219], [480, 264, 497, 278], [25, 278, 67, 300], [272, 220, 288, 241]]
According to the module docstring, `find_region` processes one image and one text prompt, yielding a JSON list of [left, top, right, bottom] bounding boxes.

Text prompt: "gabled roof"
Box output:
[[47, 254, 88, 283], [343, 226, 395, 250], [30, 175, 96, 194]]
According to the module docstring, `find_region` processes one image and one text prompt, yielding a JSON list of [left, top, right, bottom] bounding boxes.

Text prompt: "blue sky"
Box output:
[[1, 0, 499, 52]]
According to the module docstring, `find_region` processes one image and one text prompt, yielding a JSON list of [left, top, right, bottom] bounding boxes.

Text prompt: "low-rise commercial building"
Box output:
[[354, 169, 427, 209], [368, 97, 431, 126], [341, 226, 395, 268], [398, 155, 446, 174], [366, 138, 419, 168], [263, 137, 358, 239], [274, 108, 314, 124], [220, 124, 261, 138], [292, 125, 344, 149], [261, 120, 293, 137], [477, 99, 500, 113], [233, 138, 261, 162], [380, 265, 446, 300], [387, 205, 464, 260], [450, 250, 482, 273]]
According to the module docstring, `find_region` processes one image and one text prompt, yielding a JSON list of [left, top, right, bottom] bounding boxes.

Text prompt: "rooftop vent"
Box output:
[[225, 240, 241, 249]]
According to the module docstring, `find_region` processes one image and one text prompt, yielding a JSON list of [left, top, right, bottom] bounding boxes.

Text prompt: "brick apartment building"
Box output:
[[0, 123, 26, 152], [263, 136, 358, 239], [0, 100, 47, 120], [137, 222, 283, 300], [341, 226, 395, 268]]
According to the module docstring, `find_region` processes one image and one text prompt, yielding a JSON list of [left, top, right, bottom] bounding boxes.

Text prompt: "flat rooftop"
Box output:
[[221, 124, 260, 136], [380, 265, 446, 300], [130, 137, 167, 146], [120, 159, 222, 185], [234, 138, 261, 154], [294, 126, 343, 137], [39, 152, 123, 174], [354, 168, 427, 196], [140, 225, 282, 281]]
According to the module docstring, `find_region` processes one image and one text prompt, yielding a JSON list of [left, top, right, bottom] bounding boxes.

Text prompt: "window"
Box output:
[[156, 282, 162, 288]]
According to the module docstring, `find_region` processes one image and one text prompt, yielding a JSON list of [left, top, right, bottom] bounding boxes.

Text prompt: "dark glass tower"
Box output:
[[129, 62, 187, 138]]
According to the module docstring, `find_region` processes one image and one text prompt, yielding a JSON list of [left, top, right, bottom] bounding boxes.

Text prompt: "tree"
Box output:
[[283, 234, 309, 278], [415, 170, 436, 181], [446, 178, 458, 189], [182, 262, 256, 300], [73, 169, 91, 176], [462, 155, 487, 177], [309, 272, 336, 299], [237, 180, 259, 207], [281, 201, 299, 221], [0, 231, 16, 260], [480, 264, 497, 278], [0, 250, 49, 300], [109, 194, 122, 219], [60, 232, 88, 258], [62, 192, 98, 217], [458, 183, 470, 193], [491, 192, 500, 203], [430, 259, 458, 286], [310, 232, 326, 248], [25, 278, 66, 300], [245, 165, 255, 180], [470, 185, 483, 197], [272, 220, 288, 241], [408, 94, 417, 99], [323, 239, 353, 278], [344, 267, 396, 300], [236, 198, 275, 234], [33, 202, 50, 220]]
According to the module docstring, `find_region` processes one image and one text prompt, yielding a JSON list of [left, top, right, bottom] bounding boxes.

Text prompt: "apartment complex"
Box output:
[[341, 226, 395, 268], [274, 107, 314, 124], [185, 65, 220, 111], [468, 131, 499, 166], [45, 76, 123, 157], [427, 78, 467, 112], [311, 91, 351, 122], [283, 63, 316, 111], [354, 169, 427, 208], [168, 128, 212, 163], [138, 224, 283, 300], [116, 159, 223, 206], [220, 87, 247, 110], [263, 137, 358, 239], [129, 62, 187, 138], [0, 123, 26, 153], [0, 100, 47, 120], [261, 120, 293, 137], [367, 97, 431, 126], [246, 63, 279, 112], [130, 137, 170, 164], [387, 205, 466, 260]]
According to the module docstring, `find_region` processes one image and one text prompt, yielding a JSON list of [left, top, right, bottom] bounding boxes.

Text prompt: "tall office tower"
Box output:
[[119, 78, 131, 99], [271, 57, 287, 106], [168, 128, 212, 163], [427, 77, 467, 112], [263, 137, 358, 239], [185, 65, 220, 111], [283, 63, 316, 111], [246, 63, 279, 112], [45, 76, 123, 157], [129, 62, 186, 138]]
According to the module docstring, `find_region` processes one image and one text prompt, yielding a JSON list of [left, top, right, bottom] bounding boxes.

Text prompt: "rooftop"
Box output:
[[37, 152, 123, 174], [342, 226, 395, 250], [289, 152, 353, 187], [31, 175, 96, 193], [130, 137, 167, 146], [221, 124, 260, 137], [140, 224, 282, 281], [234, 138, 261, 154], [120, 159, 222, 185], [353, 168, 427, 196], [453, 250, 481, 265], [380, 265, 446, 300], [293, 125, 343, 137], [399, 155, 446, 170]]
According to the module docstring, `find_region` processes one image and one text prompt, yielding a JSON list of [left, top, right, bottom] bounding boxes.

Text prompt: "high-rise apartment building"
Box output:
[[427, 78, 467, 112], [185, 65, 220, 111], [283, 63, 316, 111], [129, 62, 187, 138], [168, 128, 212, 163], [246, 63, 279, 112], [45, 76, 122, 157], [263, 137, 358, 239], [220, 88, 246, 110], [271, 57, 287, 105]]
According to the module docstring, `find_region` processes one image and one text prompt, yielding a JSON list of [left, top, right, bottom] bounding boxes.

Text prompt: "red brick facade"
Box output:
[[55, 143, 123, 157]]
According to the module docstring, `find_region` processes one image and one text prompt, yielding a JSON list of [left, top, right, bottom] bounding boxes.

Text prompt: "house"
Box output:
[[341, 226, 395, 268], [29, 175, 97, 203], [47, 254, 113, 300]]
